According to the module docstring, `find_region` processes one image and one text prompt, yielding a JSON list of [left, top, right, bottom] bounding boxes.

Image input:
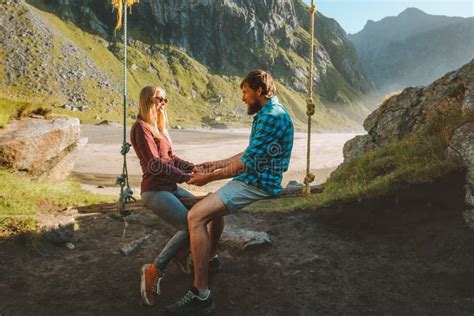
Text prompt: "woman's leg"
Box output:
[[141, 190, 191, 272]]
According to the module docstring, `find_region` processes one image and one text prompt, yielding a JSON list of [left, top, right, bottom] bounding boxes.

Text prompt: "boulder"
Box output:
[[340, 60, 474, 228], [38, 154, 75, 181], [448, 123, 474, 229], [120, 230, 160, 256], [221, 226, 271, 251], [0, 118, 80, 179], [343, 60, 473, 163], [37, 213, 76, 244]]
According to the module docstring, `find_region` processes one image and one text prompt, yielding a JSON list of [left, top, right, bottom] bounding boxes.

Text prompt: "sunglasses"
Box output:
[[154, 96, 168, 104]]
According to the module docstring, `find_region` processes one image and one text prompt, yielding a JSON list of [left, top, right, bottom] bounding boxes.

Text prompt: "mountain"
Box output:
[[1, 0, 376, 130], [349, 8, 474, 94]]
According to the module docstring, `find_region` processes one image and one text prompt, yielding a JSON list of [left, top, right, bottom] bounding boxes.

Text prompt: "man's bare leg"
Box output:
[[208, 216, 224, 258], [188, 193, 228, 291]]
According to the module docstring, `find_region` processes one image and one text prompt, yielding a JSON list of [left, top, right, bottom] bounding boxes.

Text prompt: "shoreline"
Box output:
[[72, 124, 361, 195]]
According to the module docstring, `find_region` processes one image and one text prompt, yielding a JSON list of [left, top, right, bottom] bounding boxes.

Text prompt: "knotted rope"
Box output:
[[303, 0, 317, 196]]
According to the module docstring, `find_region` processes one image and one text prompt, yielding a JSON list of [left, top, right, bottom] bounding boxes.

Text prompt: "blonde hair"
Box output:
[[138, 86, 169, 139]]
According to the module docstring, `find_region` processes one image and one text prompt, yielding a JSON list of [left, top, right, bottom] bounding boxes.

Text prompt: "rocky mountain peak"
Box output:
[[398, 7, 427, 18]]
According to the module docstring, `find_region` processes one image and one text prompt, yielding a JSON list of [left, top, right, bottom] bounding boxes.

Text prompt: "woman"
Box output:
[[130, 86, 222, 307], [130, 86, 194, 306]]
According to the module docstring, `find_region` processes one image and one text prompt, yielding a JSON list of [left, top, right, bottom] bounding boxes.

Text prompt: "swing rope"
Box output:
[[303, 0, 317, 196], [112, 0, 139, 216]]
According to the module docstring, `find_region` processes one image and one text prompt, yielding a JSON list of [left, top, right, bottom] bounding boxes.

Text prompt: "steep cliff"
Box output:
[[1, 0, 377, 129]]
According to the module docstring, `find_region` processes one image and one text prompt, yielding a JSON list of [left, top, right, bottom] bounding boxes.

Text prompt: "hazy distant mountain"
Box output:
[[349, 8, 474, 94]]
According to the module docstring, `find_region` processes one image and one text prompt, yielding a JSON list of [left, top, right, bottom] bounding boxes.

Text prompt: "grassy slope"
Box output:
[[2, 3, 364, 130]]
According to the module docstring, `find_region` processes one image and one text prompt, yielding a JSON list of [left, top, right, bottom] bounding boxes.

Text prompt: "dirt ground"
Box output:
[[1, 173, 473, 315]]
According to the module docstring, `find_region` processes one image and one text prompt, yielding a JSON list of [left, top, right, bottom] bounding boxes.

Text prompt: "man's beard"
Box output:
[[247, 100, 263, 115]]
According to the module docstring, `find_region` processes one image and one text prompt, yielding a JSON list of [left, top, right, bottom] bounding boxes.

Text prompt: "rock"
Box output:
[[0, 118, 80, 178], [171, 125, 183, 130], [286, 180, 303, 188], [38, 154, 75, 181], [448, 123, 474, 229], [96, 120, 121, 128], [29, 114, 44, 119], [342, 134, 377, 162], [120, 230, 160, 256], [343, 60, 473, 163], [201, 116, 228, 129], [76, 137, 88, 148], [37, 214, 75, 244], [221, 226, 271, 251], [78, 105, 89, 111], [341, 60, 474, 228], [62, 104, 73, 111]]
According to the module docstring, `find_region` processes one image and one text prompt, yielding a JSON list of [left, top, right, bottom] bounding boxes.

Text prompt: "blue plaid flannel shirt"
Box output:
[[234, 96, 294, 196]]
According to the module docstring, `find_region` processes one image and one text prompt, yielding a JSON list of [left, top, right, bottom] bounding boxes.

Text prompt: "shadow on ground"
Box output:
[[0, 172, 473, 315]]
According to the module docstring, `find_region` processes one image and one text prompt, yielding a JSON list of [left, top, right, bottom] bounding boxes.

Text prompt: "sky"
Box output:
[[304, 0, 474, 34]]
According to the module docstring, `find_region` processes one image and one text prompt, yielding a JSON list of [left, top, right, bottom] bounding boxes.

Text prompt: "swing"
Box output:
[[112, 0, 320, 216]]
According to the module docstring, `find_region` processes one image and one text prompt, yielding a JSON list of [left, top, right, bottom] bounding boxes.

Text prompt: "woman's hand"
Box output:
[[187, 172, 212, 186]]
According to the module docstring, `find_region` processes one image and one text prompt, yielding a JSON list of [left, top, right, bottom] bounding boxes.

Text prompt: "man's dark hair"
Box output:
[[240, 70, 276, 99]]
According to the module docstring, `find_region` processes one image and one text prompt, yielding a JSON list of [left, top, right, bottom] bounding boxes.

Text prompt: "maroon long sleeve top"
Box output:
[[130, 119, 194, 194]]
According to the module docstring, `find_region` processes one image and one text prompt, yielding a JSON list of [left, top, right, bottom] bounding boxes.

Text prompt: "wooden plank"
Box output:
[[77, 184, 323, 214]]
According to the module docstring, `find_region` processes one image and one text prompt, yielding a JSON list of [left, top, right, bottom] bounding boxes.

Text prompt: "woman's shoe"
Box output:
[[140, 262, 164, 306]]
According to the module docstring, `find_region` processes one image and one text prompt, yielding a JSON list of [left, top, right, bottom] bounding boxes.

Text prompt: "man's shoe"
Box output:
[[173, 249, 192, 274], [208, 255, 223, 273], [165, 288, 216, 315], [140, 262, 164, 306]]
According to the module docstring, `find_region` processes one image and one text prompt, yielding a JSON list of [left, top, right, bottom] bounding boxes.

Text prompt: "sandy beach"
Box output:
[[71, 125, 361, 196]]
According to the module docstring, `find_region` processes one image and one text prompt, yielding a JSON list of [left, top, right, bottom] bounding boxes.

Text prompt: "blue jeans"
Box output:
[[141, 187, 194, 272]]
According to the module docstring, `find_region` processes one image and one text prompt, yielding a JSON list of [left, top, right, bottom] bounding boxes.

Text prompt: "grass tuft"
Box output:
[[0, 168, 115, 237]]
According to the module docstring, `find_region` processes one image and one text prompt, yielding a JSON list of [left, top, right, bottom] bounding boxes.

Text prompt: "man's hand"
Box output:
[[187, 172, 213, 186], [193, 161, 217, 173]]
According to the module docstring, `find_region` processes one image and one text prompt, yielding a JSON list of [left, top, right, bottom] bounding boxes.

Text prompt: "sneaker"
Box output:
[[173, 249, 192, 275], [208, 255, 223, 273], [165, 288, 216, 315], [140, 262, 164, 306]]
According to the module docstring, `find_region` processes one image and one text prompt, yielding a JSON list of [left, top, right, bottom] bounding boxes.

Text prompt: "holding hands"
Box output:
[[186, 153, 245, 187], [187, 161, 218, 187]]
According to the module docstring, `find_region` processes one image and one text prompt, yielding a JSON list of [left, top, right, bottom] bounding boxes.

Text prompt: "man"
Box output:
[[166, 70, 294, 315]]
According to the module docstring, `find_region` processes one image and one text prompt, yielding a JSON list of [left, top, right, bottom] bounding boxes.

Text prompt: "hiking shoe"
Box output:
[[165, 288, 216, 315], [140, 262, 164, 306], [208, 255, 223, 273], [173, 249, 192, 275]]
